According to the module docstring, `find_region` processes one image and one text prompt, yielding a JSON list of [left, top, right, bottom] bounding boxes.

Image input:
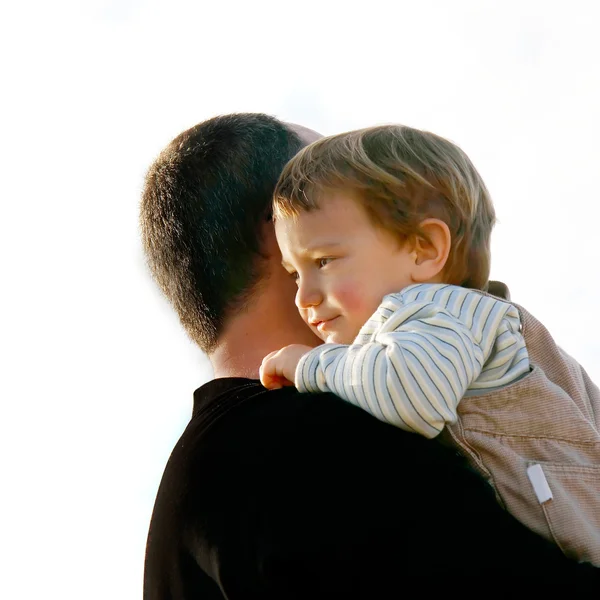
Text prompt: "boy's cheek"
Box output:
[[335, 282, 378, 320]]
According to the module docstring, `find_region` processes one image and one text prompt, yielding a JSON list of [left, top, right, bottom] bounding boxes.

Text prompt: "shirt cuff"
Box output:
[[295, 346, 322, 393]]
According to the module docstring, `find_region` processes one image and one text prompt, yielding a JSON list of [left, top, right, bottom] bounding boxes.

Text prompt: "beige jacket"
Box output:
[[442, 282, 600, 565]]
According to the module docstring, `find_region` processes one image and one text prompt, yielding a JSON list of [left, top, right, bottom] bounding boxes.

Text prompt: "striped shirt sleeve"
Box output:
[[295, 285, 523, 439]]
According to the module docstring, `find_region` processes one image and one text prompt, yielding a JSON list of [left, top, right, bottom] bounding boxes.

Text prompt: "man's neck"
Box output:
[[210, 338, 269, 380], [209, 225, 322, 380], [210, 305, 274, 379], [209, 289, 321, 380]]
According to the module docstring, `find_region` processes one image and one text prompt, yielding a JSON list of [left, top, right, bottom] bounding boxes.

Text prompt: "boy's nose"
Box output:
[[295, 279, 322, 309]]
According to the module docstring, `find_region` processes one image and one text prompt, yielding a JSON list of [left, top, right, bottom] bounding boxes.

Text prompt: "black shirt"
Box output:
[[144, 378, 598, 598]]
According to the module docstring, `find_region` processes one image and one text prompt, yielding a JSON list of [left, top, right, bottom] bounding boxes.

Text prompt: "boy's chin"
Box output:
[[325, 332, 354, 345]]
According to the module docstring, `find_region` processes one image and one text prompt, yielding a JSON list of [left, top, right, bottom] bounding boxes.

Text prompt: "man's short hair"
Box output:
[[140, 113, 303, 352], [274, 125, 496, 290]]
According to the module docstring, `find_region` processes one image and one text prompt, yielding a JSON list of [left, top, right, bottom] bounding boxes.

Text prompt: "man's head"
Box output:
[[274, 124, 496, 293], [140, 113, 319, 353]]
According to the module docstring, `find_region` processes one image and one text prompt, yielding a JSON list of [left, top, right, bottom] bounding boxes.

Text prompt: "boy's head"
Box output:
[[272, 125, 496, 344]]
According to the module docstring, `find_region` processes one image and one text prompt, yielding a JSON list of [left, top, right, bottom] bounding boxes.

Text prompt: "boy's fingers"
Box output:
[[260, 358, 284, 389], [260, 351, 296, 389], [262, 374, 284, 390], [264, 378, 281, 389], [262, 350, 279, 362], [259, 363, 272, 388]]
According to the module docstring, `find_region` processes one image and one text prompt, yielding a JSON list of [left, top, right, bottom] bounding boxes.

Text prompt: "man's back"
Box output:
[[144, 378, 598, 599]]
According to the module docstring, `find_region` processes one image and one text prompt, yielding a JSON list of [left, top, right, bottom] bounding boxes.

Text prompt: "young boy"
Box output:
[[259, 125, 600, 565]]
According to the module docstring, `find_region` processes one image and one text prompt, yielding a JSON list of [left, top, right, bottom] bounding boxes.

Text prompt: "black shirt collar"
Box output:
[[192, 377, 260, 417]]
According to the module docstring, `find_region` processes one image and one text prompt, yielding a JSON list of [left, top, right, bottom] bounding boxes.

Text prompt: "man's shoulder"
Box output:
[[192, 377, 265, 419], [162, 377, 463, 490], [184, 377, 472, 485], [158, 376, 483, 525], [191, 376, 341, 428], [168, 377, 350, 467]]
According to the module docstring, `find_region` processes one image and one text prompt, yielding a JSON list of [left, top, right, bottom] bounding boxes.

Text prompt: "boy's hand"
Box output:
[[259, 344, 313, 390]]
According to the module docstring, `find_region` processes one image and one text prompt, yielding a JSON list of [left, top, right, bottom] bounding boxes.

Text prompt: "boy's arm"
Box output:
[[295, 290, 519, 438]]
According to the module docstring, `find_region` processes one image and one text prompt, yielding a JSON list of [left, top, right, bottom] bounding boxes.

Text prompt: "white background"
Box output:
[[1, 1, 599, 598]]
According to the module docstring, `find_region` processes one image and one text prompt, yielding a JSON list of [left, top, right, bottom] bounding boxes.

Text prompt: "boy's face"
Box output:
[[275, 193, 418, 344]]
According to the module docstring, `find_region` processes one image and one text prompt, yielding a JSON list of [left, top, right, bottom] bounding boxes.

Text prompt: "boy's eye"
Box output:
[[317, 257, 333, 268]]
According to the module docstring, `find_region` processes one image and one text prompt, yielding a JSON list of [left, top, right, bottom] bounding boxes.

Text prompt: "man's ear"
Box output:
[[259, 218, 294, 283], [411, 219, 451, 283]]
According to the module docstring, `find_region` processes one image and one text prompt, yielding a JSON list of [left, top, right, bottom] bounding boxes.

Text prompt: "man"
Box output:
[[141, 113, 597, 598]]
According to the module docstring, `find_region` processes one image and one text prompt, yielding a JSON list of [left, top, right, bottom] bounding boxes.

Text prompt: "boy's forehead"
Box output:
[[275, 211, 327, 245], [275, 201, 364, 253]]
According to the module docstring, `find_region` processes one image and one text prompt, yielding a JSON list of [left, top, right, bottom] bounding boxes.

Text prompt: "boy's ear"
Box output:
[[411, 218, 451, 283]]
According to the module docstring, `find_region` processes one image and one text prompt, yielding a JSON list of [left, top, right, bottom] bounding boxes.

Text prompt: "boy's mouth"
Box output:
[[311, 316, 340, 334]]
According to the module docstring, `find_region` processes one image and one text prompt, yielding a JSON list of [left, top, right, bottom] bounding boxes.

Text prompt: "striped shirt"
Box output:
[[295, 283, 531, 439]]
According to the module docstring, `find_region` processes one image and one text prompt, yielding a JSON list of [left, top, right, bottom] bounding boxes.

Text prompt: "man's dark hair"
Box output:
[[140, 113, 304, 352]]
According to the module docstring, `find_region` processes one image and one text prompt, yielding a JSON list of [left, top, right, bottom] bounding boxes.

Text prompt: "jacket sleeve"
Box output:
[[295, 293, 490, 438]]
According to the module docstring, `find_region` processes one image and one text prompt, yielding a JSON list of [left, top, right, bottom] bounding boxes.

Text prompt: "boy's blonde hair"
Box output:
[[273, 125, 496, 290]]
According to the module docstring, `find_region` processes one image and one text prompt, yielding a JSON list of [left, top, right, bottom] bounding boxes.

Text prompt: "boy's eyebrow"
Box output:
[[301, 240, 344, 253]]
